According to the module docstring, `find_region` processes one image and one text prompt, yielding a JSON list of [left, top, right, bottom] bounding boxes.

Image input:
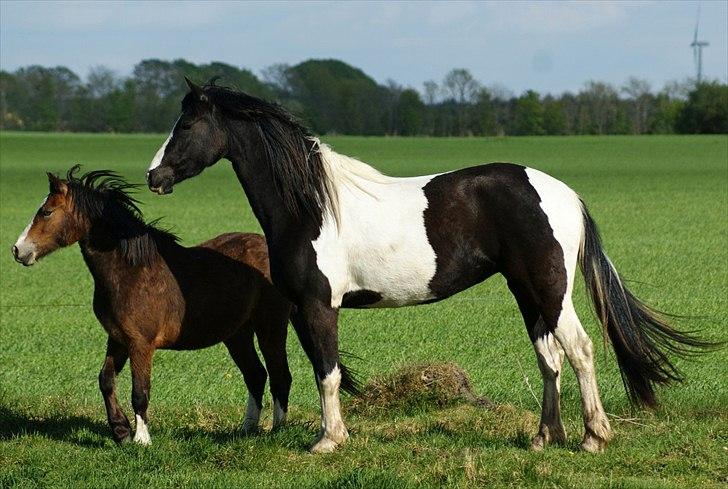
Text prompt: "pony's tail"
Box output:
[[338, 351, 363, 397], [579, 201, 720, 408]]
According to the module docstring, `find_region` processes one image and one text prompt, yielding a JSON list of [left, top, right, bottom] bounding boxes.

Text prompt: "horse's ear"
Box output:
[[184, 76, 208, 103], [47, 172, 68, 196]]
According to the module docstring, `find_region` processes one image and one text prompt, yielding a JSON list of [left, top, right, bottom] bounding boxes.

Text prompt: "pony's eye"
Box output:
[[38, 209, 52, 218]]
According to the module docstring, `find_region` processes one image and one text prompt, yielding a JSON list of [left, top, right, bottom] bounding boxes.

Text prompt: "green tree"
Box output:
[[513, 90, 545, 135], [676, 82, 728, 134]]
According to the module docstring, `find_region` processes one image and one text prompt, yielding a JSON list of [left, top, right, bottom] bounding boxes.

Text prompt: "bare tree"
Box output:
[[422, 80, 439, 105], [261, 63, 292, 94], [621, 77, 653, 134], [442, 68, 480, 104]]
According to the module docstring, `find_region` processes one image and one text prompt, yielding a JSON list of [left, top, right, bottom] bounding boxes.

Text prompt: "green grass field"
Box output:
[[1, 132, 726, 488]]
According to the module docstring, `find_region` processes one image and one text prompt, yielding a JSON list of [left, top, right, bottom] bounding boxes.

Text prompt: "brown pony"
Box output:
[[11, 166, 293, 445]]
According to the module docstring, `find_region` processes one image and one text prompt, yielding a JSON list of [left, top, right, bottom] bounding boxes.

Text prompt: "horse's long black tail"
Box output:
[[579, 202, 719, 408], [339, 351, 363, 397]]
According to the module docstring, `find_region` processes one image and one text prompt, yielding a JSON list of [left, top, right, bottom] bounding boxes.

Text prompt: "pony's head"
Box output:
[[13, 166, 159, 267], [146, 77, 228, 195], [12, 170, 85, 266]]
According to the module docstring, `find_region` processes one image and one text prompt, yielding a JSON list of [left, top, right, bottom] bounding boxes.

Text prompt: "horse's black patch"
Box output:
[[422, 163, 567, 341], [341, 289, 383, 308]]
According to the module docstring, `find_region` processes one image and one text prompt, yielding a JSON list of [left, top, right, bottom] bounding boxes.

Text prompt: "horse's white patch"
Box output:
[[312, 143, 439, 308], [242, 392, 261, 433], [147, 116, 180, 173], [133, 414, 151, 445], [272, 399, 286, 428]]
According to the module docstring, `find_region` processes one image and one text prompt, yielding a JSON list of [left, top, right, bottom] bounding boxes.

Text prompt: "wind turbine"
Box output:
[[691, 5, 709, 84]]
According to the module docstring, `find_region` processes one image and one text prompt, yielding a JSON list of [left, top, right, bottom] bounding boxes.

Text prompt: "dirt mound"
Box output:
[[349, 362, 494, 414]]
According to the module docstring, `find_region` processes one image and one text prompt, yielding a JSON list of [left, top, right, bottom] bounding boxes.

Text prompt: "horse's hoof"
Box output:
[[309, 427, 349, 454], [530, 424, 567, 450], [581, 433, 607, 453], [241, 419, 260, 436], [310, 436, 341, 454]]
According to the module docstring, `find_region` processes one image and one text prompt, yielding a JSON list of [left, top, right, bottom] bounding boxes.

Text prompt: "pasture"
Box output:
[[1, 132, 726, 487]]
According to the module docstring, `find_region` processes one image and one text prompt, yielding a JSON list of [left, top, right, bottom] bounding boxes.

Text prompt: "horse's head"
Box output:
[[12, 172, 83, 266], [147, 77, 228, 195]]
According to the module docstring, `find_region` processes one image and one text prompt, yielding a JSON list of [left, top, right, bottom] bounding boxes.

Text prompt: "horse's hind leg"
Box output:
[[224, 329, 267, 434], [254, 308, 293, 429], [99, 337, 131, 443], [508, 282, 567, 449], [552, 300, 611, 452]]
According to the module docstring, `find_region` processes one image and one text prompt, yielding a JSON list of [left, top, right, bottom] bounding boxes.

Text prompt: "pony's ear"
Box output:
[[47, 172, 68, 195], [185, 76, 208, 103]]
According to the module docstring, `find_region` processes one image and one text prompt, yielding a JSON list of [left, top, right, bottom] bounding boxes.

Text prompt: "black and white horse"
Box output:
[[147, 78, 711, 453]]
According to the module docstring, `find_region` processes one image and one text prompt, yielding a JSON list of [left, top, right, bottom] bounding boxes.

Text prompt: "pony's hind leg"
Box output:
[[224, 329, 267, 434], [552, 300, 612, 452], [508, 282, 567, 449], [99, 337, 131, 443]]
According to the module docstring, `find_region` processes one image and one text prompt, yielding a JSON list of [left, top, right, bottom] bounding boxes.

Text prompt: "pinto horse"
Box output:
[[12, 166, 297, 444], [147, 78, 712, 453]]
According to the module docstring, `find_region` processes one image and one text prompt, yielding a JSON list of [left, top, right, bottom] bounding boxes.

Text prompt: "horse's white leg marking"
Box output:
[[310, 366, 348, 453], [272, 399, 286, 429], [242, 392, 261, 434], [531, 331, 567, 450], [147, 116, 180, 173], [526, 167, 610, 452], [133, 414, 151, 445], [552, 302, 611, 452]]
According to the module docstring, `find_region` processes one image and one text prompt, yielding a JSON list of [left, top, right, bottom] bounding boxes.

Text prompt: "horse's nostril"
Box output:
[[11, 245, 18, 258]]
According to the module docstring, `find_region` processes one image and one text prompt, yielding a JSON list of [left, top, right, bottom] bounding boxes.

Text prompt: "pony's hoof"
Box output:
[[581, 433, 607, 453], [132, 433, 151, 446]]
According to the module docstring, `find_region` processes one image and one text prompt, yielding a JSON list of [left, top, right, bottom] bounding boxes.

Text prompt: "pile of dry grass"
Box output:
[[348, 362, 494, 415]]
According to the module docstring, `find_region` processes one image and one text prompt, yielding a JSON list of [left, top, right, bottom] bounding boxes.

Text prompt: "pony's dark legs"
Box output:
[[254, 313, 292, 429], [224, 329, 267, 433], [129, 343, 153, 445], [290, 300, 346, 453], [99, 337, 131, 443]]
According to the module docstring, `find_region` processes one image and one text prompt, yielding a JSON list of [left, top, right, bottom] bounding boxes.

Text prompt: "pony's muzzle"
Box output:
[[12, 244, 36, 266]]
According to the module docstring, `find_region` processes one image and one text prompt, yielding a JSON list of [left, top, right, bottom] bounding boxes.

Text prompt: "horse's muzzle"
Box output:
[[147, 167, 175, 195]]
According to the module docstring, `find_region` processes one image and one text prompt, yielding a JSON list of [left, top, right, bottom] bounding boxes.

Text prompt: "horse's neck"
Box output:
[[227, 127, 312, 240]]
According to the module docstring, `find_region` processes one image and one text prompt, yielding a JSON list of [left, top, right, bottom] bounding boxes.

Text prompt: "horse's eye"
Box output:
[[38, 209, 52, 218], [179, 122, 192, 131]]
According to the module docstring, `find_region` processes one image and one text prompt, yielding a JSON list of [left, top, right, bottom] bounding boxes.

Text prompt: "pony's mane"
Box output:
[[64, 165, 178, 266], [201, 83, 336, 223]]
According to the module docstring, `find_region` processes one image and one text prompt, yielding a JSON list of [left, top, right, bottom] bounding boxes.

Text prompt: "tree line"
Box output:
[[1, 58, 726, 135]]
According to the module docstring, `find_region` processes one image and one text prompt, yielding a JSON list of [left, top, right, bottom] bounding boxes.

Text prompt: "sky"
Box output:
[[1, 0, 726, 96]]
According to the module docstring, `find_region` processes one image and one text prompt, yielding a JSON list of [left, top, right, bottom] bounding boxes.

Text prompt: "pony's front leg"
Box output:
[[98, 337, 131, 443], [291, 301, 347, 453], [129, 344, 154, 445]]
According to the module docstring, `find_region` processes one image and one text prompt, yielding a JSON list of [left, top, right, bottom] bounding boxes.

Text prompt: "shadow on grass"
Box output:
[[0, 405, 110, 448]]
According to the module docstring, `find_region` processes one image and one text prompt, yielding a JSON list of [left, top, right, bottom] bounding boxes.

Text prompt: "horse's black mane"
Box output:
[[64, 165, 178, 266], [201, 82, 333, 223]]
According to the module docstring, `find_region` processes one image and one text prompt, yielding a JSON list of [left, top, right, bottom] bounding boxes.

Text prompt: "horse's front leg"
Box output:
[[291, 300, 346, 453], [129, 343, 154, 445], [98, 337, 131, 443]]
